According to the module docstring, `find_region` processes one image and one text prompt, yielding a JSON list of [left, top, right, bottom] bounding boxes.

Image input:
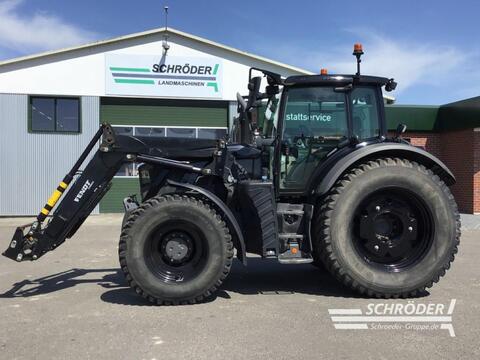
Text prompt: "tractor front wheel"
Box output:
[[119, 194, 233, 305]]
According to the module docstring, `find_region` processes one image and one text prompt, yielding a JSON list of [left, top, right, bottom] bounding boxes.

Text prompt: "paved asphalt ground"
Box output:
[[0, 215, 478, 360]]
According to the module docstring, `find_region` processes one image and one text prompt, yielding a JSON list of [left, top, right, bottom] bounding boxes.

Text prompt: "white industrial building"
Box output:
[[0, 27, 311, 215]]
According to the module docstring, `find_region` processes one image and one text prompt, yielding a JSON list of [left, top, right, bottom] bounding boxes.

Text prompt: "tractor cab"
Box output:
[[278, 73, 391, 193], [233, 44, 398, 196]]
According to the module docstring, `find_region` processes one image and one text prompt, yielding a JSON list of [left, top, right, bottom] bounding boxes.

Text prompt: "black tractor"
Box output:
[[3, 44, 460, 304]]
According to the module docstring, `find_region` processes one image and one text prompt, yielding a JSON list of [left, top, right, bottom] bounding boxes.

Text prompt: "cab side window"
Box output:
[[351, 87, 380, 139]]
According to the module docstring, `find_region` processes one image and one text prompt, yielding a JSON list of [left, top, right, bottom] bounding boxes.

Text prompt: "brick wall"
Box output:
[[473, 130, 480, 213], [403, 132, 442, 158], [400, 130, 479, 214], [439, 129, 475, 214]]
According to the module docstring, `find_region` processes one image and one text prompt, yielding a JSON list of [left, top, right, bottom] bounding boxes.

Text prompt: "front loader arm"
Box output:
[[3, 124, 218, 263], [3, 124, 125, 262]]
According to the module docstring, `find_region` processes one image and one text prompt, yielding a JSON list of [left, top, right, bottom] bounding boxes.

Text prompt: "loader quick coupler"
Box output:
[[3, 225, 38, 262]]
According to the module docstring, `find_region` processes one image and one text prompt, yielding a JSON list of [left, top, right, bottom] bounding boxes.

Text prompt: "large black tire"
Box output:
[[311, 256, 326, 271], [119, 194, 233, 305], [313, 158, 460, 298]]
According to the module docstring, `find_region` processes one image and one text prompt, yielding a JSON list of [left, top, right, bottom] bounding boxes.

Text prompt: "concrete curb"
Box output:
[[460, 214, 480, 230]]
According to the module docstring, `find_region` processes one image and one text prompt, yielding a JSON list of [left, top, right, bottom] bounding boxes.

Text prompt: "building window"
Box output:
[[135, 127, 165, 137], [112, 126, 133, 136], [30, 97, 80, 133], [198, 128, 227, 139], [167, 128, 196, 138], [112, 125, 228, 177]]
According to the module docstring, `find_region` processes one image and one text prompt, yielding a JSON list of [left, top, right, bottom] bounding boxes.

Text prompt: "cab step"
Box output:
[[278, 257, 313, 264], [277, 235, 313, 264]]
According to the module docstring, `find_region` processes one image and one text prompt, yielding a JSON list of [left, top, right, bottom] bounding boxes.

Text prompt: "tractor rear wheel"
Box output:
[[119, 194, 233, 305], [313, 158, 460, 298]]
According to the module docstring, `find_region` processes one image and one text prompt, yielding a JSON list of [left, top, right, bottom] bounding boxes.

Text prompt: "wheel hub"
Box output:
[[160, 232, 193, 265], [355, 189, 430, 269], [373, 213, 401, 237]]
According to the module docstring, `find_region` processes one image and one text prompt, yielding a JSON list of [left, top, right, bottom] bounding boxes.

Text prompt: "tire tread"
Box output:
[[118, 194, 233, 305]]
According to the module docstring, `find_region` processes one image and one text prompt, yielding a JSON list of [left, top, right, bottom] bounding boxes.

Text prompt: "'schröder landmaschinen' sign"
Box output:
[[105, 54, 223, 98]]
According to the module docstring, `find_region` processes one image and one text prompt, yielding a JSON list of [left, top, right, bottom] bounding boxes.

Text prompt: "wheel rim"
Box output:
[[144, 220, 208, 283], [352, 187, 434, 272]]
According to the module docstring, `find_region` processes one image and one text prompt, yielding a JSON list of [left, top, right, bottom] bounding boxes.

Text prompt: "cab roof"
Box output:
[[284, 74, 390, 87]]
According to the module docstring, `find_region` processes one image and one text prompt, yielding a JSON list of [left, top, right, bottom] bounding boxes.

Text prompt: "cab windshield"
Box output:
[[283, 87, 348, 142], [279, 85, 381, 190]]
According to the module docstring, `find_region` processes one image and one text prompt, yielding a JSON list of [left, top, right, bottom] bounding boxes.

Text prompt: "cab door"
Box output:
[[278, 86, 349, 192]]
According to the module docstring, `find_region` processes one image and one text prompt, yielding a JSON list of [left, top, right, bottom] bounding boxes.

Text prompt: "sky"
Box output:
[[0, 0, 479, 104]]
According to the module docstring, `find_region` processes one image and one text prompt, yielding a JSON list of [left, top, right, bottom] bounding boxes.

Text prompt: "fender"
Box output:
[[314, 142, 456, 196], [167, 179, 247, 265]]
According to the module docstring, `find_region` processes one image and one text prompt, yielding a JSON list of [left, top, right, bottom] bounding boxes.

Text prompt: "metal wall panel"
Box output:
[[0, 94, 100, 215]]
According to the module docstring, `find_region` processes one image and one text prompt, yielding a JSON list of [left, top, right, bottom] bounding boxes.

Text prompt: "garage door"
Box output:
[[99, 97, 229, 212]]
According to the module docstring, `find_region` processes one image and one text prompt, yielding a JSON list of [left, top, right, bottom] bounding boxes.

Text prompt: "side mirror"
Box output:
[[395, 123, 407, 138], [385, 78, 397, 92], [265, 84, 279, 97], [246, 76, 262, 110]]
